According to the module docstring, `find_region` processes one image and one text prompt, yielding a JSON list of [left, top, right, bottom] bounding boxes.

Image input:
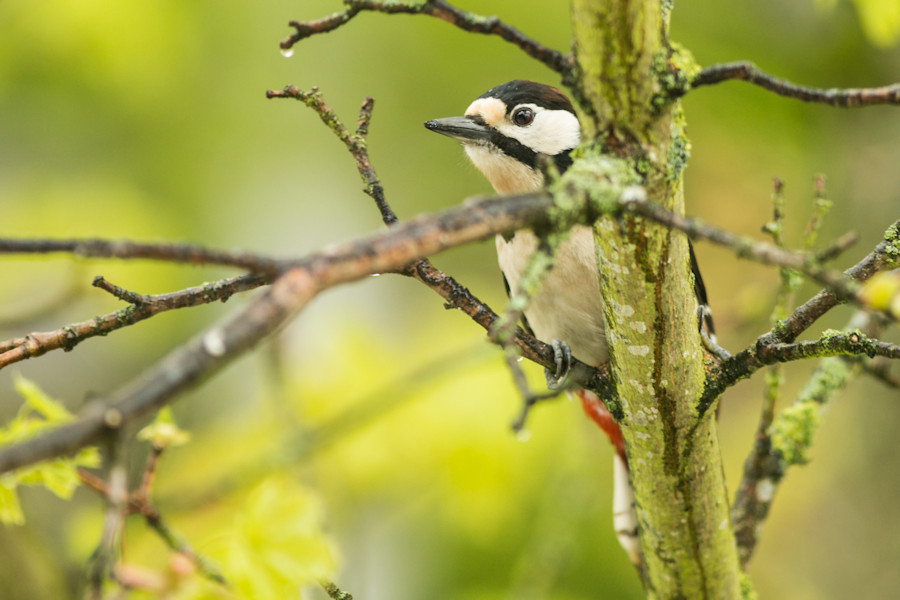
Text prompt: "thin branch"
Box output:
[[731, 310, 883, 565], [701, 220, 900, 410], [92, 276, 152, 304], [79, 448, 227, 585], [0, 238, 281, 273], [87, 434, 128, 599], [760, 331, 899, 362], [0, 274, 268, 370], [489, 235, 576, 431], [731, 364, 781, 567], [732, 179, 792, 565], [267, 86, 396, 225], [279, 0, 570, 74], [620, 192, 863, 298], [731, 176, 833, 564], [505, 352, 564, 434], [692, 61, 900, 107]]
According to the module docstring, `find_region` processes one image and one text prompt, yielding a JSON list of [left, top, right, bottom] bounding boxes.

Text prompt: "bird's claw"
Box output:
[[544, 339, 573, 390]]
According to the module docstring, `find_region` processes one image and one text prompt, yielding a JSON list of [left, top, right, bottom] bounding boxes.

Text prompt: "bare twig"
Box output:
[[0, 238, 281, 273], [87, 435, 128, 599], [730, 311, 883, 565], [267, 86, 396, 225], [701, 220, 900, 412], [505, 352, 564, 434], [280, 0, 570, 74], [0, 274, 268, 370], [731, 176, 835, 564], [92, 276, 151, 304], [79, 448, 227, 585], [488, 234, 574, 431], [692, 61, 900, 107], [766, 224, 900, 345], [620, 192, 862, 298], [5, 184, 884, 475]]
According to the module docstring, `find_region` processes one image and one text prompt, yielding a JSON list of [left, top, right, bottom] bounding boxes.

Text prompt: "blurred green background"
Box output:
[[1, 0, 899, 598]]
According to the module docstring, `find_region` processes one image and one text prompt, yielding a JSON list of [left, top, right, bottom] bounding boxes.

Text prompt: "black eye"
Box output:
[[512, 107, 534, 126]]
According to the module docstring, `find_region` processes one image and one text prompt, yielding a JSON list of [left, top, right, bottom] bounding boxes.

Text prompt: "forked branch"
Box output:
[[280, 0, 570, 74], [0, 274, 268, 369]]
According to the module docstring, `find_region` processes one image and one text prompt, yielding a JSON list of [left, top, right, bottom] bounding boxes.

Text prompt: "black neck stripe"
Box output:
[[489, 129, 574, 175]]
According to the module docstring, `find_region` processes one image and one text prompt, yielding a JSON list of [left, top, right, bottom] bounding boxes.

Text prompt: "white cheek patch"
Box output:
[[464, 97, 505, 128], [493, 105, 580, 155]]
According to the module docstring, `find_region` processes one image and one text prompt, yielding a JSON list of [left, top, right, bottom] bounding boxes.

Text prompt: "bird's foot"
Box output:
[[544, 339, 573, 390]]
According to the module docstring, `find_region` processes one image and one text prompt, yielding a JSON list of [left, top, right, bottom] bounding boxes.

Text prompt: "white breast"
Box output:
[[496, 226, 608, 367]]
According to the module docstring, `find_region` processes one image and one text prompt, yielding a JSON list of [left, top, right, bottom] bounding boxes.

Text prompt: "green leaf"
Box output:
[[223, 477, 338, 600], [0, 478, 25, 525], [13, 374, 75, 423], [0, 377, 101, 523], [137, 407, 191, 449]]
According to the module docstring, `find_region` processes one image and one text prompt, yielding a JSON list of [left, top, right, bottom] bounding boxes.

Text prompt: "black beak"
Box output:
[[424, 116, 491, 143]]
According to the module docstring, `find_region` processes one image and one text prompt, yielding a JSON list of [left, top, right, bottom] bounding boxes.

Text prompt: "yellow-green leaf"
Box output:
[[853, 0, 900, 47], [13, 374, 75, 423], [0, 478, 25, 525], [138, 407, 191, 449], [816, 0, 900, 46], [0, 378, 101, 523], [223, 477, 338, 600]]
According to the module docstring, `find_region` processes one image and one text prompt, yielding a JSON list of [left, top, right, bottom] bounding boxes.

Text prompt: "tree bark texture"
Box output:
[[568, 1, 744, 597]]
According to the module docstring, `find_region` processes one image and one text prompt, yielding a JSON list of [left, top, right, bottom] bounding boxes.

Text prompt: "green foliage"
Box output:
[[0, 0, 898, 598], [138, 407, 192, 449], [213, 477, 337, 600], [0, 376, 99, 524]]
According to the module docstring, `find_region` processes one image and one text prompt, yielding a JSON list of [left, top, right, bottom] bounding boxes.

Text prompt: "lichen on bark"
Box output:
[[568, 0, 746, 597]]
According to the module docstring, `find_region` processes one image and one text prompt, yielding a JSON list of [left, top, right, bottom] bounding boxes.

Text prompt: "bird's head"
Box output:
[[425, 80, 580, 194]]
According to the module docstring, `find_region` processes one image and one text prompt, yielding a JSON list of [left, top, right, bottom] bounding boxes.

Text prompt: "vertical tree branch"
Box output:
[[568, 0, 743, 597]]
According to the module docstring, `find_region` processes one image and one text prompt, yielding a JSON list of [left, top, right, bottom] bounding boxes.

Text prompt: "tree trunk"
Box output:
[[567, 1, 745, 597]]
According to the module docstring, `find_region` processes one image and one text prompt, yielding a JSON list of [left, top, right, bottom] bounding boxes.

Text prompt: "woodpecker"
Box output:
[[425, 80, 715, 566]]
